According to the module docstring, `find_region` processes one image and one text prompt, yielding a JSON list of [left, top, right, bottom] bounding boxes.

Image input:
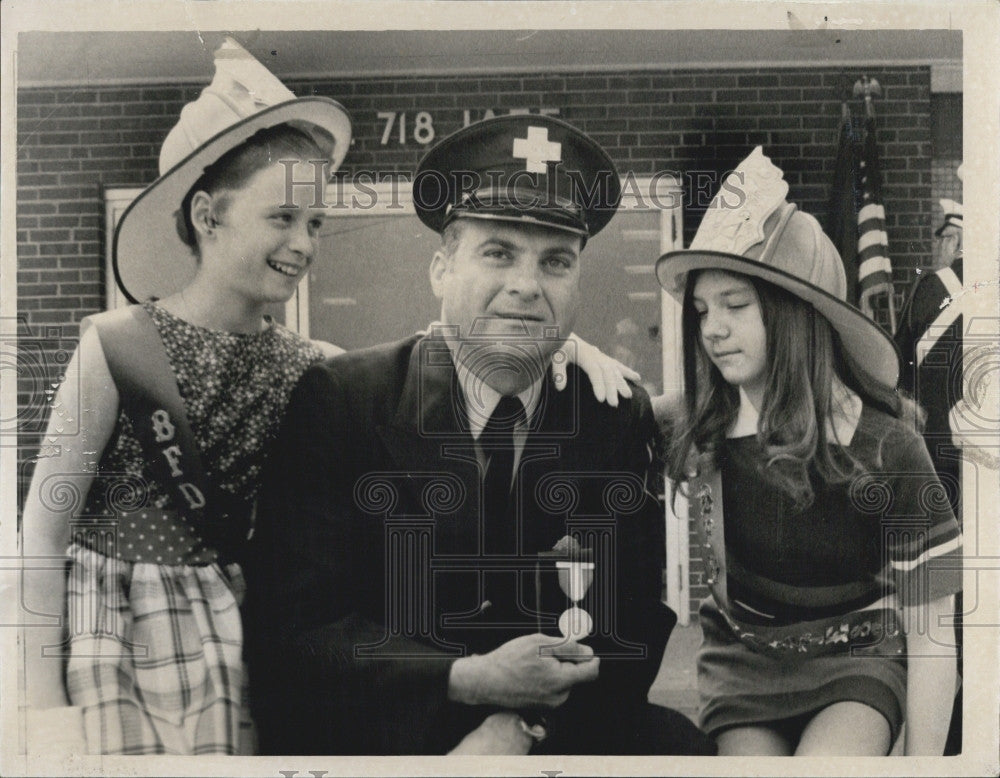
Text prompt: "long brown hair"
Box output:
[[666, 270, 909, 512]]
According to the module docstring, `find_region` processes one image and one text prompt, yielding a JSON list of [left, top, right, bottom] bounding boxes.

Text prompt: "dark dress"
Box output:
[[697, 405, 962, 742]]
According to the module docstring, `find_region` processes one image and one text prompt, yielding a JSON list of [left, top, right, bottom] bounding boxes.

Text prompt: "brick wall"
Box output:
[[16, 66, 944, 614], [931, 92, 963, 232]]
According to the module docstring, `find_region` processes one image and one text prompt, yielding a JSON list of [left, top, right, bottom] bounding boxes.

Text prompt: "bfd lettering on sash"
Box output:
[[150, 407, 207, 509]]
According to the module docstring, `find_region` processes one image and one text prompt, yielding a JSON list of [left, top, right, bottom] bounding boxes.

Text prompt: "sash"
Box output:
[[85, 306, 247, 563], [688, 464, 902, 657], [916, 265, 963, 368]]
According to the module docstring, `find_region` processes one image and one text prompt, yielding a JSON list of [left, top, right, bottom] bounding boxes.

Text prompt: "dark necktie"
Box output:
[[481, 395, 525, 556]]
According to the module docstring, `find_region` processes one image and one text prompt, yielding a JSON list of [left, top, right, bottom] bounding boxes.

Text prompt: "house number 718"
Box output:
[[377, 111, 436, 146]]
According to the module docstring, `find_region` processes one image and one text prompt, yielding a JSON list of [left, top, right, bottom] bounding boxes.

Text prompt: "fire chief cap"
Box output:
[[113, 37, 351, 303], [656, 146, 899, 391], [412, 115, 621, 245]]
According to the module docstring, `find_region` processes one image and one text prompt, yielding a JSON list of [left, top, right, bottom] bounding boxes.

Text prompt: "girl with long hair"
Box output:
[[657, 148, 961, 756]]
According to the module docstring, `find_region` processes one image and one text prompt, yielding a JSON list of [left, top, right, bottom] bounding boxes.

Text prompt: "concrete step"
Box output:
[[648, 622, 701, 725]]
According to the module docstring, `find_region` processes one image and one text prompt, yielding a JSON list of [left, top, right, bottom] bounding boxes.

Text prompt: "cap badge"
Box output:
[[690, 146, 789, 256], [513, 126, 562, 173]]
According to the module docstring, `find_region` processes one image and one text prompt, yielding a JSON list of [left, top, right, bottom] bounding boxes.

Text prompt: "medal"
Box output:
[[553, 536, 595, 638]]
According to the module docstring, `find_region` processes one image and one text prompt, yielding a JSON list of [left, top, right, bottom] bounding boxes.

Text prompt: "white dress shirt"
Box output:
[[454, 355, 543, 480]]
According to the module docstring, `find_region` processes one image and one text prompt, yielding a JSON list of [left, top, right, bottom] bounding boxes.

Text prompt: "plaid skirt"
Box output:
[[65, 544, 255, 754]]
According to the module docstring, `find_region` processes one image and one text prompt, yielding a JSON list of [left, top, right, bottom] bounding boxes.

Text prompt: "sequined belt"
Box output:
[[711, 598, 903, 657]]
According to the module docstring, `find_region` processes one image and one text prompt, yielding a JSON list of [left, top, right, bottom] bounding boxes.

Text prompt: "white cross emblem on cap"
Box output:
[[513, 126, 562, 174]]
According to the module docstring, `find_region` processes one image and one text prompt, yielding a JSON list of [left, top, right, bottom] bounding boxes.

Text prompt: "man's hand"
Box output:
[[447, 711, 534, 755], [448, 633, 599, 709]]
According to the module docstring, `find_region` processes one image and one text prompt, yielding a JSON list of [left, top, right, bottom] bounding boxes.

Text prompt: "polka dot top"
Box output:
[[79, 301, 324, 566]]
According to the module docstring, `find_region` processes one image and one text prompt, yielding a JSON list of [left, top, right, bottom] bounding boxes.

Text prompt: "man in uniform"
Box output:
[[893, 167, 964, 755], [247, 116, 714, 755], [894, 172, 964, 516]]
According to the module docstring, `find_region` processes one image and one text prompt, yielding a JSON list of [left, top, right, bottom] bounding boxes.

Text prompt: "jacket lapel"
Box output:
[[375, 335, 482, 555]]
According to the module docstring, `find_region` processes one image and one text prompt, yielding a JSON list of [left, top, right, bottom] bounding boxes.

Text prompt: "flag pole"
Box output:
[[826, 82, 860, 305]]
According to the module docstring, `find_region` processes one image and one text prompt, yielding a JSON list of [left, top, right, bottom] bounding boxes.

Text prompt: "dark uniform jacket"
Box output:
[[894, 258, 963, 510], [246, 332, 675, 754]]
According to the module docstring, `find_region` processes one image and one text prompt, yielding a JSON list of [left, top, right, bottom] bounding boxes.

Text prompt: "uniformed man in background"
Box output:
[[893, 165, 964, 755]]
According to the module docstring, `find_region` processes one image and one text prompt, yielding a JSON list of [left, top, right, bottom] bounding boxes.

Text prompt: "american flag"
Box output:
[[855, 115, 894, 318]]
